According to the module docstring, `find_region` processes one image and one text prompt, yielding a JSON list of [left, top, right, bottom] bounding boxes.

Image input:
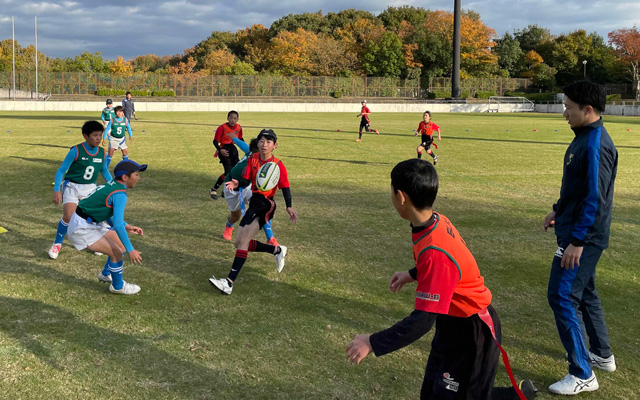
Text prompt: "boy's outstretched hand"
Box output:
[[389, 271, 415, 292], [129, 249, 142, 264], [346, 334, 372, 364], [225, 179, 239, 191], [286, 207, 298, 223], [126, 225, 144, 236]]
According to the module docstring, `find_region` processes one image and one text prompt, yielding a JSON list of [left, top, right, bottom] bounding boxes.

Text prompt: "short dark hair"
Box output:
[[82, 120, 104, 136], [126, 91, 132, 96], [391, 159, 438, 210], [563, 81, 606, 114], [114, 105, 124, 113], [424, 111, 431, 117], [249, 138, 259, 153], [228, 110, 239, 118]]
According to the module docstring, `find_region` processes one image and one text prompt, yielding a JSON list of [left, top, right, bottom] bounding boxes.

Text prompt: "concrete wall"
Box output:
[[535, 103, 640, 116], [0, 88, 44, 100], [2, 100, 639, 115], [0, 100, 529, 113]]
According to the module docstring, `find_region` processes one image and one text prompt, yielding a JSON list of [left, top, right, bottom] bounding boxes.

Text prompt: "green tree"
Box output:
[[221, 61, 257, 75], [190, 31, 237, 69], [324, 9, 378, 37], [494, 33, 524, 77], [269, 11, 329, 37], [378, 5, 430, 31], [362, 31, 404, 77], [514, 24, 551, 53]]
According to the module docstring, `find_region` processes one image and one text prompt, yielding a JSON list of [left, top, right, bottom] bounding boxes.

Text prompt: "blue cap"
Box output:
[[114, 160, 147, 178]]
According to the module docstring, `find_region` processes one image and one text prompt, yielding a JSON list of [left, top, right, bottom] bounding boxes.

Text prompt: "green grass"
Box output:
[[1, 110, 639, 399]]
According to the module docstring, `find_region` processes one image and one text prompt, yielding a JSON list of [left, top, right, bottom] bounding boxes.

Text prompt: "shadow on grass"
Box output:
[[0, 114, 92, 121], [446, 135, 640, 150], [287, 154, 394, 166], [20, 142, 72, 149], [9, 156, 61, 166]]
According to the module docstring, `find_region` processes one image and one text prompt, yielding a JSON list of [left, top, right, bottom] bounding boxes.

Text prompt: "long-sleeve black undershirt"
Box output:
[[369, 310, 437, 357]]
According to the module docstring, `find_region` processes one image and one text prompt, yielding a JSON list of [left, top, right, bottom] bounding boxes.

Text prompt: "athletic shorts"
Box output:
[[359, 118, 371, 132], [108, 135, 128, 150], [239, 192, 276, 229], [420, 305, 501, 400], [224, 184, 253, 212], [219, 144, 239, 174], [62, 181, 97, 205], [67, 213, 112, 250], [420, 136, 433, 149]]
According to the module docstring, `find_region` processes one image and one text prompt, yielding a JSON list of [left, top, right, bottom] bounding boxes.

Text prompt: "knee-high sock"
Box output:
[[248, 240, 276, 254], [105, 155, 113, 168], [101, 257, 111, 276], [227, 250, 248, 282], [213, 174, 225, 190], [122, 154, 129, 161], [417, 151, 422, 159], [54, 218, 68, 244], [109, 259, 124, 289], [263, 221, 274, 241]]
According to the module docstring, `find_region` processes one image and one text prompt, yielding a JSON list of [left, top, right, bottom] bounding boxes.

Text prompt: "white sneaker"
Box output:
[[48, 243, 62, 259], [548, 371, 598, 395], [98, 271, 112, 283], [94, 252, 104, 256], [109, 281, 141, 295], [589, 352, 616, 372], [209, 276, 233, 295], [275, 245, 287, 273]]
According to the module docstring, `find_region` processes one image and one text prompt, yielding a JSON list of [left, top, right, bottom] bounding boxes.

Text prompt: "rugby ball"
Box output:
[[256, 162, 280, 192]]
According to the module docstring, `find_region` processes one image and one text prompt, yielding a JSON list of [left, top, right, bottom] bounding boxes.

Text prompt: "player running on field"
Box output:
[[356, 100, 379, 142], [102, 105, 133, 169], [209, 129, 297, 295], [101, 99, 115, 127], [210, 110, 244, 200], [67, 160, 147, 295], [346, 159, 538, 400], [48, 120, 113, 259], [222, 132, 278, 246], [416, 111, 441, 165]]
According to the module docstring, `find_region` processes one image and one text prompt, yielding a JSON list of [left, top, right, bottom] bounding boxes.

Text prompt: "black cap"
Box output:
[[257, 128, 277, 143], [114, 160, 148, 178], [106, 99, 113, 104]]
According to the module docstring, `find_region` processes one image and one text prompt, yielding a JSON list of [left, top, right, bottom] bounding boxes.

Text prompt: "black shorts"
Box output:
[[359, 118, 370, 132], [239, 192, 276, 229], [420, 305, 501, 400], [219, 144, 239, 174], [420, 135, 433, 149]]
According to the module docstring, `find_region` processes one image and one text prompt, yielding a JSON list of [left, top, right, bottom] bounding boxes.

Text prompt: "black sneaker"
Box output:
[[209, 187, 218, 200], [519, 379, 538, 399]]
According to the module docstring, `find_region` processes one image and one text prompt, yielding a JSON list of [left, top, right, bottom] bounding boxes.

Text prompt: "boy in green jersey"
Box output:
[[48, 121, 112, 259], [101, 99, 115, 127], [102, 105, 133, 168], [67, 160, 147, 295]]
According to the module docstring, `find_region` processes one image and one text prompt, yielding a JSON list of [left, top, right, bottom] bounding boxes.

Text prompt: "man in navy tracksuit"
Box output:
[[544, 81, 618, 395]]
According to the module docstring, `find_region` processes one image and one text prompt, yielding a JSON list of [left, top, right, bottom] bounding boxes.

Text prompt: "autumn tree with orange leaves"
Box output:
[[609, 27, 640, 99], [424, 10, 498, 77]]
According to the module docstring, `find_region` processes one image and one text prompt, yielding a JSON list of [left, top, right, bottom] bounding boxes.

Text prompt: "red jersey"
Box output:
[[412, 213, 492, 317], [360, 106, 371, 122], [242, 153, 290, 199], [417, 121, 439, 137], [214, 123, 243, 146]]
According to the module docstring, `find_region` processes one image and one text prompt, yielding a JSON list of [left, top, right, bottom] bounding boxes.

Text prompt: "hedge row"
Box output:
[[95, 88, 175, 97]]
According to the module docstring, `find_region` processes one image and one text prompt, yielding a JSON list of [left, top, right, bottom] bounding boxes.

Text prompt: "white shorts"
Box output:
[[108, 135, 128, 150], [67, 213, 112, 250], [224, 185, 252, 212], [62, 181, 97, 205]]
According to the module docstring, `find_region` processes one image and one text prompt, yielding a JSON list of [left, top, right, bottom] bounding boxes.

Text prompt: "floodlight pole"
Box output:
[[451, 0, 461, 98], [583, 60, 587, 79], [35, 16, 38, 99], [12, 16, 16, 100]]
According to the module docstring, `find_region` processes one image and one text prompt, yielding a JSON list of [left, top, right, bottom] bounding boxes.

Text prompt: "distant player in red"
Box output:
[[209, 129, 298, 295], [356, 100, 379, 142], [210, 110, 244, 200], [416, 111, 441, 165]]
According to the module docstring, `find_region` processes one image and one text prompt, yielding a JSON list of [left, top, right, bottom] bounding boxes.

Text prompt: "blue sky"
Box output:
[[1, 0, 638, 59]]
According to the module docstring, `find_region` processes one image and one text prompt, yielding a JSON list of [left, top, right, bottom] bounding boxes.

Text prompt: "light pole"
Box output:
[[583, 60, 587, 79], [451, 0, 461, 98]]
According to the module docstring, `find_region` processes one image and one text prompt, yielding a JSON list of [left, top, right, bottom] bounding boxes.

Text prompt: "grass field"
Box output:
[[1, 110, 639, 399]]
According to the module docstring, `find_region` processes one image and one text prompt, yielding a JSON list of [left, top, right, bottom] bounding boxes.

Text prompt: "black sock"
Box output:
[[213, 175, 224, 190], [227, 250, 247, 282], [248, 240, 276, 254], [429, 152, 436, 159], [358, 132, 362, 139], [417, 152, 422, 159]]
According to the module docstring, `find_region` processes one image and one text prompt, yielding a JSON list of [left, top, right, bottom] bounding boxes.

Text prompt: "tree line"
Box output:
[[1, 7, 639, 97]]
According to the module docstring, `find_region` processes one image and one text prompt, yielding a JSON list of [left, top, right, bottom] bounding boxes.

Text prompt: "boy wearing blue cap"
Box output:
[[66, 160, 147, 295]]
